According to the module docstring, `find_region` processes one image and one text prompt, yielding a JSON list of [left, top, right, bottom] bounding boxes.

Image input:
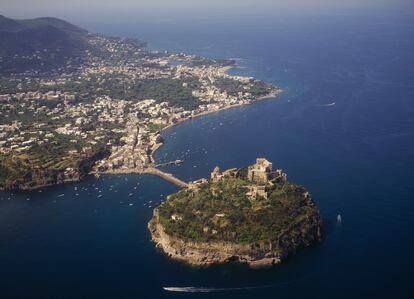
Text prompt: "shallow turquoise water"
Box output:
[[1, 9, 414, 299]]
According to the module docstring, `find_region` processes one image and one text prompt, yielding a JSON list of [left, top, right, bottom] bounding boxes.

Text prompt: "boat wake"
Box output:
[[163, 285, 272, 293], [318, 102, 336, 107]]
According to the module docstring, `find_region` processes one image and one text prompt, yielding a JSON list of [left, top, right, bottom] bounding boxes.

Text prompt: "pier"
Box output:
[[95, 165, 189, 188], [154, 159, 183, 168], [143, 167, 189, 188]]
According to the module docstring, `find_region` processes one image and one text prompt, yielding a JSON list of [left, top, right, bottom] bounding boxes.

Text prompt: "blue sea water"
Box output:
[[1, 9, 414, 299]]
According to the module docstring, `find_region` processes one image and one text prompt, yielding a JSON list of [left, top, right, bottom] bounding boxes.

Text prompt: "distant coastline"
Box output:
[[0, 15, 282, 191]]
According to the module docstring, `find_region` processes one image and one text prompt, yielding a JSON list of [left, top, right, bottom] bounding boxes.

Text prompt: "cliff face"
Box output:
[[0, 148, 109, 191], [149, 209, 322, 268], [148, 160, 323, 268], [3, 168, 81, 191]]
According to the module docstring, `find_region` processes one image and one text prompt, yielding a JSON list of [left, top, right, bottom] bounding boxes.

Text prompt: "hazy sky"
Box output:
[[2, 0, 411, 21]]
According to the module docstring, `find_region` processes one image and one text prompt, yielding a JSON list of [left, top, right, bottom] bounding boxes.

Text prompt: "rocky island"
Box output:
[[149, 158, 322, 267]]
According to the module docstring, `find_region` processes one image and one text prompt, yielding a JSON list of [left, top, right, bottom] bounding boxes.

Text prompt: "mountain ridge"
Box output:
[[0, 15, 87, 34], [0, 15, 89, 74]]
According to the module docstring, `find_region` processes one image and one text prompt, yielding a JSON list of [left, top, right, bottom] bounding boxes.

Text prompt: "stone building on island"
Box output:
[[246, 185, 268, 200], [247, 158, 287, 185], [211, 166, 238, 182], [211, 158, 288, 201], [248, 158, 272, 184], [211, 166, 222, 181], [210, 158, 287, 186], [189, 158, 288, 200]]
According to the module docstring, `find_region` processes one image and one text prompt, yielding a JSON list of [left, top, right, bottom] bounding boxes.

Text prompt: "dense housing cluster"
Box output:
[[0, 34, 278, 190]]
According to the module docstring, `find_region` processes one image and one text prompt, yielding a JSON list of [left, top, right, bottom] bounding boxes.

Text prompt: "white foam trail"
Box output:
[[163, 285, 272, 293], [163, 287, 217, 293], [318, 102, 336, 107]]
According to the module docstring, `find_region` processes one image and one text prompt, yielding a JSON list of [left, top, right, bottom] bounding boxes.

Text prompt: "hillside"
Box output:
[[0, 15, 89, 74]]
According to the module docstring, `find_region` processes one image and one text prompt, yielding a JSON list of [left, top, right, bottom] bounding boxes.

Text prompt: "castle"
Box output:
[[211, 166, 238, 181], [210, 158, 287, 185], [187, 158, 288, 199], [246, 158, 287, 185], [247, 158, 274, 184]]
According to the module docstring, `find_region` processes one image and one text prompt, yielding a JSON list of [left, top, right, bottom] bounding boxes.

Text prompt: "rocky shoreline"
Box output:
[[148, 208, 322, 268], [0, 148, 109, 191], [148, 158, 322, 268]]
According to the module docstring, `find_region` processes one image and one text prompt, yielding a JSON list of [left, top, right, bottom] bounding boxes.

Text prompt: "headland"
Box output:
[[0, 15, 281, 191]]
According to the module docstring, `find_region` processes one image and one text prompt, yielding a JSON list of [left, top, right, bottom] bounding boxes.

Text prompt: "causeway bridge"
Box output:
[[154, 159, 183, 168], [94, 165, 189, 188], [143, 167, 189, 188]]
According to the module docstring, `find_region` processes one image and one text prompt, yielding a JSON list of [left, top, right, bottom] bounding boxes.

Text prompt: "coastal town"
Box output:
[[0, 34, 280, 190]]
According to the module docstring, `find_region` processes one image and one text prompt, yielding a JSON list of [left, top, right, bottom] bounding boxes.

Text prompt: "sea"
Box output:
[[1, 7, 414, 299]]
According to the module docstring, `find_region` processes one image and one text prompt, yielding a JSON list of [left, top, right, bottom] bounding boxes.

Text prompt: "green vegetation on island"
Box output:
[[158, 178, 317, 244], [156, 160, 320, 244], [149, 159, 322, 267]]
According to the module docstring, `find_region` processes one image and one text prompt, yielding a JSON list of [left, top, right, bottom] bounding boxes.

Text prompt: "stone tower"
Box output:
[[211, 166, 222, 181], [247, 158, 273, 184]]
